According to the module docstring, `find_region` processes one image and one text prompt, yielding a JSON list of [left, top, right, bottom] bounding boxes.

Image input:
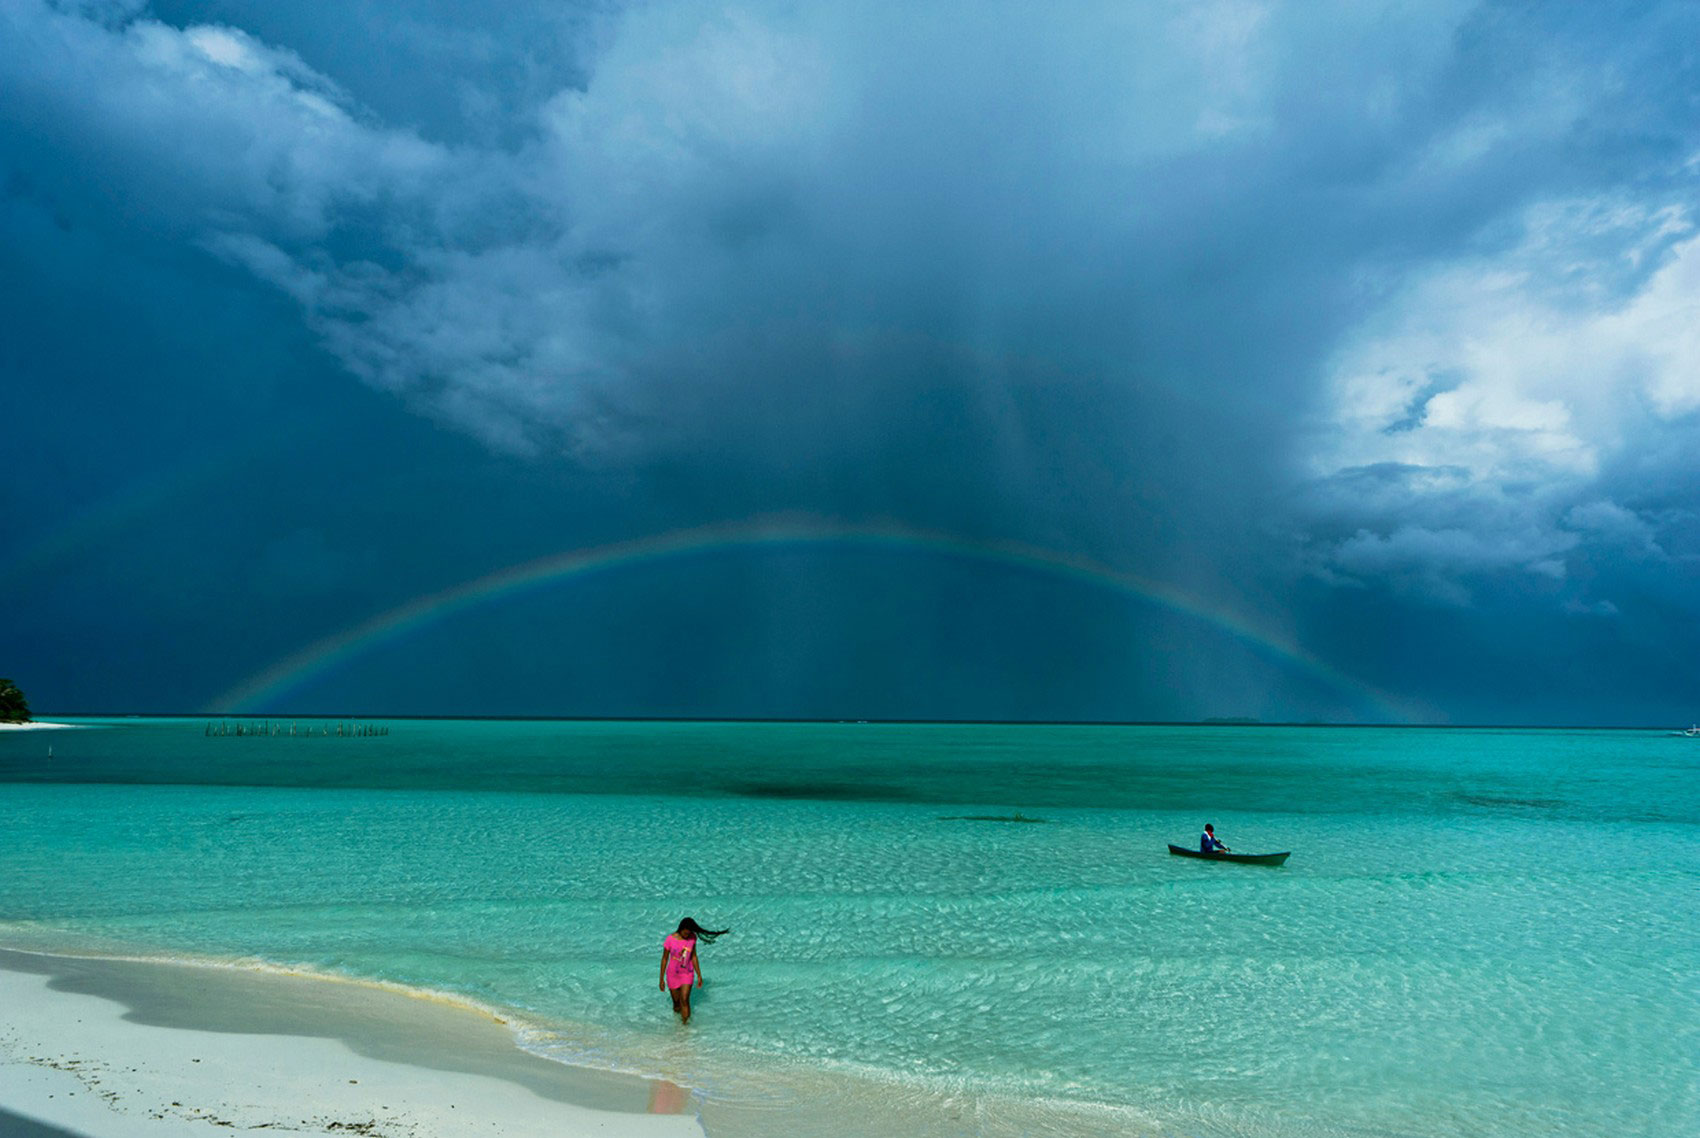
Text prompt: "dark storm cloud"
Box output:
[[3, 0, 1541, 459], [6, 0, 1700, 720]]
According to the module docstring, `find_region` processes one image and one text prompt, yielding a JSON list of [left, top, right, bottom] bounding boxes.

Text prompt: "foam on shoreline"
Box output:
[[0, 946, 704, 1138]]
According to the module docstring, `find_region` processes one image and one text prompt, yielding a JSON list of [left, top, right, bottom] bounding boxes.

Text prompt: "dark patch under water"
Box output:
[[1454, 793, 1564, 810], [728, 780, 919, 802], [937, 813, 1049, 823]]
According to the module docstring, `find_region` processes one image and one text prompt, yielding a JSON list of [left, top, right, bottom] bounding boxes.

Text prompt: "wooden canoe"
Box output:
[[1167, 844, 1290, 866]]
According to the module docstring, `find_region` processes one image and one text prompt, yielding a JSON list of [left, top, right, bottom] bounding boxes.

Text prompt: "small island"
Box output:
[[0, 677, 29, 724]]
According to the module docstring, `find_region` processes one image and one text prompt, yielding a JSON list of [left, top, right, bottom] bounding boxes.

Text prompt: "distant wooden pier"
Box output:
[[204, 720, 390, 737]]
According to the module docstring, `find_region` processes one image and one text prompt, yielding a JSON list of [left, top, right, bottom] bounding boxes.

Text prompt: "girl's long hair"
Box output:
[[677, 916, 730, 943]]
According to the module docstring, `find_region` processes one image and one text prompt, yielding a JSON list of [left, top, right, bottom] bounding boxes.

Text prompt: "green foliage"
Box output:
[[0, 678, 30, 723]]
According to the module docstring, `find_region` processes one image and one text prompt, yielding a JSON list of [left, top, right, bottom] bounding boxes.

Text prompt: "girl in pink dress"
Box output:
[[659, 917, 729, 1024]]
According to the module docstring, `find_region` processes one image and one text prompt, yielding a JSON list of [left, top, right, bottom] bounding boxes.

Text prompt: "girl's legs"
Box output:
[[668, 986, 685, 1018], [677, 984, 693, 1024]]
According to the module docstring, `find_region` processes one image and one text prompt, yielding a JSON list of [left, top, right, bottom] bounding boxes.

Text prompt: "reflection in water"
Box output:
[[647, 1078, 691, 1114]]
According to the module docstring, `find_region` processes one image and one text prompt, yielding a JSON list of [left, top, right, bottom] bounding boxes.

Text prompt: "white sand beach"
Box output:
[[0, 952, 703, 1138], [0, 722, 77, 730]]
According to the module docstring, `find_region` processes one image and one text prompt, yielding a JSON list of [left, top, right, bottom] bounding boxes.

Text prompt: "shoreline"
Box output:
[[0, 722, 78, 731], [0, 943, 1148, 1138], [0, 946, 703, 1138]]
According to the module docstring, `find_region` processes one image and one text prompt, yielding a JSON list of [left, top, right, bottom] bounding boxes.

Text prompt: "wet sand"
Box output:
[[0, 948, 703, 1138]]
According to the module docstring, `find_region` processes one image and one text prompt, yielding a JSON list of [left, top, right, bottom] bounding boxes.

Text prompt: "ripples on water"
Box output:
[[2, 719, 1697, 1137]]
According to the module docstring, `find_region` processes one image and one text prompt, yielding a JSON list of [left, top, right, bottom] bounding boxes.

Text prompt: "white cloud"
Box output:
[[6, 4, 447, 239], [1305, 193, 1700, 600], [182, 26, 263, 73]]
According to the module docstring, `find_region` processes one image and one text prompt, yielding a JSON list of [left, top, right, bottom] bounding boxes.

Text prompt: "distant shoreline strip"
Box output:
[[208, 518, 1403, 719]]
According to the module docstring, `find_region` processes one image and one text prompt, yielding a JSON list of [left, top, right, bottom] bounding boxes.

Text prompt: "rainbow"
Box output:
[[208, 518, 1403, 718]]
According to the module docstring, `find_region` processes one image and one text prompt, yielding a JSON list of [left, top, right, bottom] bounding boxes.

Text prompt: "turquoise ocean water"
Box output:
[[1, 719, 1696, 1136]]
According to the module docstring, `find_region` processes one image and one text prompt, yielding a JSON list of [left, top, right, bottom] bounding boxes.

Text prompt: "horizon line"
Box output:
[[24, 712, 1689, 731]]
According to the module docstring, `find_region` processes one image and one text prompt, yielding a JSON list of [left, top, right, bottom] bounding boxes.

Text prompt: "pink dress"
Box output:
[[663, 934, 697, 990]]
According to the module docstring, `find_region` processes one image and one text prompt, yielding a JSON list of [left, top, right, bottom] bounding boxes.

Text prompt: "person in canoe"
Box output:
[[1200, 823, 1230, 853], [660, 916, 730, 1024]]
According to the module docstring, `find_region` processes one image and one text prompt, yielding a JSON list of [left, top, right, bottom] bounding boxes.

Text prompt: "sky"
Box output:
[[3, 0, 1699, 724]]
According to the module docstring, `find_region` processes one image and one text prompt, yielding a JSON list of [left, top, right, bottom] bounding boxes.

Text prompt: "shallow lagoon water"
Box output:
[[2, 719, 1696, 1136]]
